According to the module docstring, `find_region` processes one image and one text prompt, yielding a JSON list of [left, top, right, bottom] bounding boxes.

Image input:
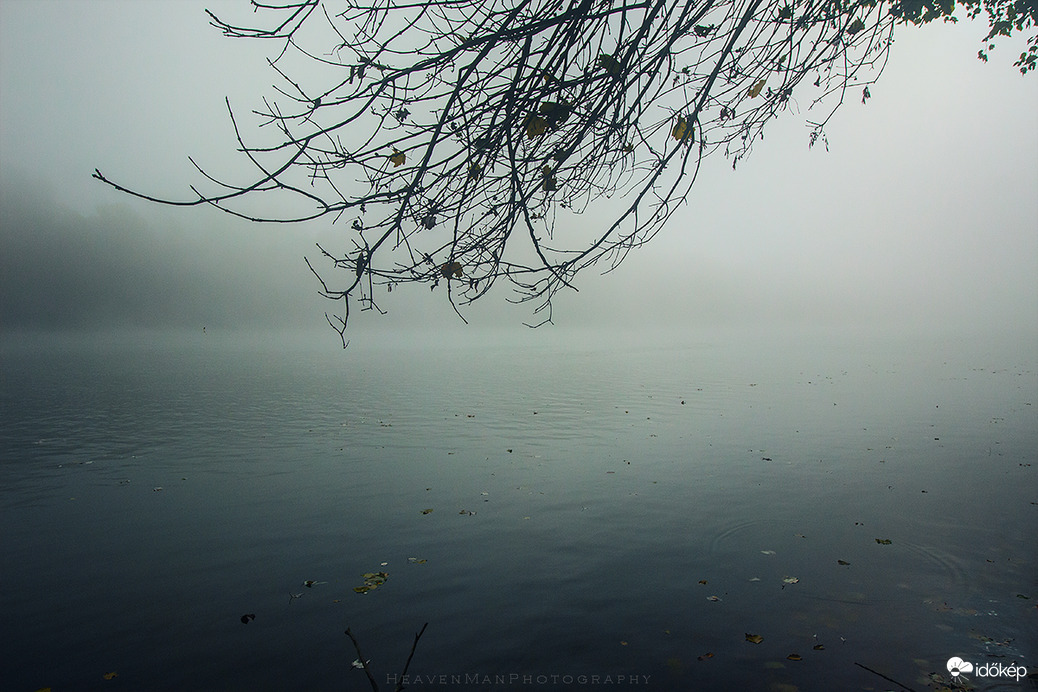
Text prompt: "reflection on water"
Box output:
[[1, 328, 1035, 691]]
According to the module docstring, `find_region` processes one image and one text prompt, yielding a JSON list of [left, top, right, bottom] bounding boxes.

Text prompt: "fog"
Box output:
[[2, 0, 1036, 347]]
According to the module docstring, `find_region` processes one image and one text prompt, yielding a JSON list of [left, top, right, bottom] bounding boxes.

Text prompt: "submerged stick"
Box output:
[[393, 623, 429, 692], [345, 626, 380, 692], [854, 661, 918, 692]]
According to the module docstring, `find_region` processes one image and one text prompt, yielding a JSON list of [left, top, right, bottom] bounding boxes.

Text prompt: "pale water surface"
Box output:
[[1, 327, 1035, 691]]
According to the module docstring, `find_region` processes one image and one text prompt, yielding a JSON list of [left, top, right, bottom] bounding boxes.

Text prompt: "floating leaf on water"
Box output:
[[240, 613, 256, 624], [102, 672, 118, 680], [354, 570, 388, 594], [620, 640, 628, 646], [813, 644, 825, 650], [407, 557, 428, 564], [421, 508, 434, 515], [745, 633, 764, 644], [761, 550, 776, 555], [787, 653, 802, 661], [749, 577, 761, 582], [697, 652, 714, 661], [875, 538, 892, 545], [838, 559, 851, 565], [707, 595, 720, 602], [782, 576, 799, 584], [698, 580, 708, 585], [1016, 593, 1030, 599]]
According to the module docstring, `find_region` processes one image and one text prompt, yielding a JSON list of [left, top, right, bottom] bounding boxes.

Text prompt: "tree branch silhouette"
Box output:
[[93, 0, 1035, 345]]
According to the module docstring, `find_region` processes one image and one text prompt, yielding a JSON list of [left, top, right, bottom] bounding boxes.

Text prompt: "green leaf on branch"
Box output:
[[598, 53, 621, 76]]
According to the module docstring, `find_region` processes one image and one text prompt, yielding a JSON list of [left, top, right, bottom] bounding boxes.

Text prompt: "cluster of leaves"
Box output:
[[353, 570, 389, 594], [891, 0, 1038, 70], [93, 0, 1033, 344]]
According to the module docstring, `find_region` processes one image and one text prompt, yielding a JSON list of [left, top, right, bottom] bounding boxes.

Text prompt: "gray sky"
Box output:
[[1, 0, 1036, 343]]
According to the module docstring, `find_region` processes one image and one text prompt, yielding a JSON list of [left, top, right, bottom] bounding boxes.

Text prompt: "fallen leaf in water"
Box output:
[[34, 688, 52, 692], [697, 652, 714, 661], [787, 653, 802, 661], [875, 538, 892, 545], [761, 550, 776, 555], [813, 644, 825, 650], [407, 557, 428, 564], [838, 560, 851, 565], [1016, 593, 1030, 599], [707, 595, 721, 602], [421, 508, 434, 515], [698, 580, 708, 585], [354, 571, 388, 594], [102, 672, 118, 680], [745, 633, 764, 644], [240, 613, 256, 624], [782, 576, 799, 584], [620, 640, 628, 646]]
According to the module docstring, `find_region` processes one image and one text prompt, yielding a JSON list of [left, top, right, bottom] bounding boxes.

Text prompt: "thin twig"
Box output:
[[854, 661, 919, 692], [394, 623, 429, 692], [345, 626, 380, 692]]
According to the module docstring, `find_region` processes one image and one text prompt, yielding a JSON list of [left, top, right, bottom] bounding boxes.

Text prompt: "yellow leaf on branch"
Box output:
[[748, 79, 766, 98], [525, 116, 547, 139], [671, 116, 693, 142]]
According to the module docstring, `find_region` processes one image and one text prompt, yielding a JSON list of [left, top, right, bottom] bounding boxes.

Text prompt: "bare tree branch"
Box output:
[[94, 0, 1036, 345]]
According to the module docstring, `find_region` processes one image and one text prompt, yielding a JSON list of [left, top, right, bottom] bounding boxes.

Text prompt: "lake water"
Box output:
[[1, 327, 1035, 691]]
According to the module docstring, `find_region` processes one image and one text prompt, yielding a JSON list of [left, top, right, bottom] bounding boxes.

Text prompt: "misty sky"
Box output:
[[1, 0, 1036, 343]]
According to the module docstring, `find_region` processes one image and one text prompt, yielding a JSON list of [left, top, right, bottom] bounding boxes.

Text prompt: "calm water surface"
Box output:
[[1, 328, 1035, 691]]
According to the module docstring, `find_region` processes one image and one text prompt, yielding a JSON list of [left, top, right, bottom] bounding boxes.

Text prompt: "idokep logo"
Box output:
[[947, 656, 1028, 683]]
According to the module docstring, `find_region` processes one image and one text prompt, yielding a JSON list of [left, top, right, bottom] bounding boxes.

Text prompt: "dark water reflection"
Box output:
[[1, 329, 1035, 691]]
